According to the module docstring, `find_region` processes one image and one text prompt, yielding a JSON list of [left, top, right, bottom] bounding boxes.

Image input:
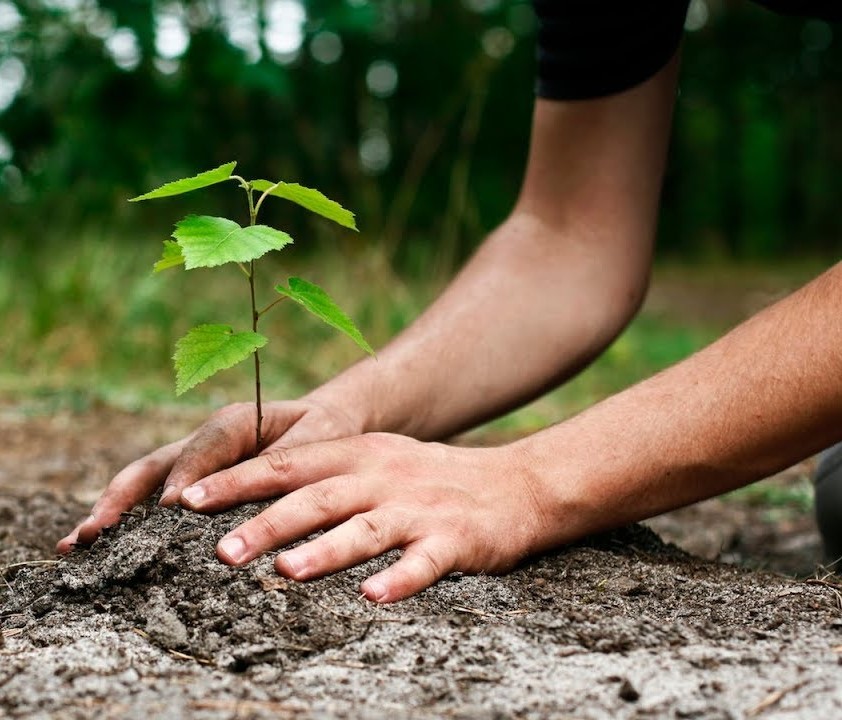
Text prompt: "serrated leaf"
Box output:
[[153, 240, 185, 272], [130, 162, 237, 202], [251, 180, 357, 230], [173, 324, 268, 395], [275, 277, 374, 356], [173, 215, 293, 269]]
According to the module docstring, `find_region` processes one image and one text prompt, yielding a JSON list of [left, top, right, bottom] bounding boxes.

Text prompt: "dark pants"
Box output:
[[815, 442, 842, 566]]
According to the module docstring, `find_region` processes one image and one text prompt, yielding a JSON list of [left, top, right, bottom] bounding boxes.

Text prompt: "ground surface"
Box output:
[[1, 403, 842, 719]]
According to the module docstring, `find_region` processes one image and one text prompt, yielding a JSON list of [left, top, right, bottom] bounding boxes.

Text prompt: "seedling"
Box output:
[[130, 162, 373, 452]]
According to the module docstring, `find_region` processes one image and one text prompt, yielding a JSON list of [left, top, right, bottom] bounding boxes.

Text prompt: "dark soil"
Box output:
[[2, 405, 842, 718]]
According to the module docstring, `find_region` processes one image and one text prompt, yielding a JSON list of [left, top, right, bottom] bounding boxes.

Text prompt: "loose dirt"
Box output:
[[1, 404, 841, 719]]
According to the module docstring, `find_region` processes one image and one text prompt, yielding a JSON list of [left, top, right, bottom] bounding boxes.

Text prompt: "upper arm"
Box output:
[[515, 51, 681, 256]]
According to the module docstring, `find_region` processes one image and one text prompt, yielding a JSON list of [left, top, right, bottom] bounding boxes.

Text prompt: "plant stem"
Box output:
[[257, 295, 289, 318], [254, 181, 281, 219], [249, 259, 263, 454], [244, 182, 263, 454]]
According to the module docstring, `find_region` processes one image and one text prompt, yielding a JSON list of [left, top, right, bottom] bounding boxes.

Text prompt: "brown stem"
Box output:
[[249, 260, 263, 454]]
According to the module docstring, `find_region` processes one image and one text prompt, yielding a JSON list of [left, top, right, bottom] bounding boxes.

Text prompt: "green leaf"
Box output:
[[251, 180, 357, 230], [129, 162, 237, 202], [172, 215, 293, 269], [173, 324, 268, 395], [153, 240, 185, 272], [275, 277, 374, 356]]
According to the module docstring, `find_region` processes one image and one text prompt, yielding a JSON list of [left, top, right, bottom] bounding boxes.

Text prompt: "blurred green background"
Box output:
[[0, 0, 840, 431]]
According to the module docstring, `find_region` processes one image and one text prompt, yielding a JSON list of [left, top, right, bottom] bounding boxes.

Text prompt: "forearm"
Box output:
[[308, 212, 651, 439], [519, 262, 842, 548], [307, 59, 680, 440]]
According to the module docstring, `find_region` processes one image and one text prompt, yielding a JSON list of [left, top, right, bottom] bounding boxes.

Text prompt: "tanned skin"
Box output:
[[58, 54, 842, 602]]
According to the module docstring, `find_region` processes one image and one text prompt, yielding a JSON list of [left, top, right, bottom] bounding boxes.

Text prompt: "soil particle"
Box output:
[[618, 678, 640, 702]]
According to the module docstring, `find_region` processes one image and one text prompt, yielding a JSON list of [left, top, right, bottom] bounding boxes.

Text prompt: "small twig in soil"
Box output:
[[452, 604, 526, 620], [452, 605, 495, 618], [315, 600, 371, 623], [746, 680, 808, 717], [168, 649, 214, 666], [190, 699, 303, 714], [805, 578, 842, 592], [1, 560, 61, 573], [275, 642, 316, 653], [804, 579, 842, 611], [323, 659, 411, 674], [0, 560, 62, 587]]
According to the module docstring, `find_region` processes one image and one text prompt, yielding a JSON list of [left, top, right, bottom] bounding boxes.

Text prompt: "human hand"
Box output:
[[176, 433, 554, 602], [56, 398, 363, 553]]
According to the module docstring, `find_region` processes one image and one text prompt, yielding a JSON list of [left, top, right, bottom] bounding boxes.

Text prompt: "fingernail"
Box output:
[[218, 536, 247, 564], [159, 486, 177, 505], [181, 485, 206, 508], [362, 578, 388, 602], [278, 551, 307, 577]]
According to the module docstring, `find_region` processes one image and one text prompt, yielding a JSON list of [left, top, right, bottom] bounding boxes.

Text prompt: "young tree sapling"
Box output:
[[130, 161, 374, 453]]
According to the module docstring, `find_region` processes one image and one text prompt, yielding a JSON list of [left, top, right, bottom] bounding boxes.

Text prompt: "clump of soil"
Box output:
[[2, 490, 841, 719]]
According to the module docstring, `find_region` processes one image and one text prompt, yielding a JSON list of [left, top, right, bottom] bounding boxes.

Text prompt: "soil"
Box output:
[[2, 403, 842, 719]]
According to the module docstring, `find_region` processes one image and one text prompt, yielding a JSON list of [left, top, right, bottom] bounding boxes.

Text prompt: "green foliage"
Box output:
[[275, 277, 374, 356], [153, 241, 185, 273], [131, 162, 372, 443], [251, 181, 358, 230], [174, 324, 267, 396], [172, 215, 293, 269], [129, 163, 238, 202]]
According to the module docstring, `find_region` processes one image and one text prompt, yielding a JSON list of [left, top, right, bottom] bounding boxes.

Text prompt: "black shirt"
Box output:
[[534, 1, 842, 100]]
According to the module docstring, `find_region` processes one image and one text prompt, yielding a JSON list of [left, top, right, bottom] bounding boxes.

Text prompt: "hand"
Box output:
[[176, 433, 553, 602], [56, 398, 363, 553]]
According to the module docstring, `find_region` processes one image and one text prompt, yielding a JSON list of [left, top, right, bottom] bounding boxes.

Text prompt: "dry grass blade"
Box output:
[[190, 699, 304, 714], [0, 560, 61, 575], [167, 649, 214, 666], [452, 605, 494, 618], [452, 605, 527, 620], [746, 681, 808, 717], [804, 579, 842, 611]]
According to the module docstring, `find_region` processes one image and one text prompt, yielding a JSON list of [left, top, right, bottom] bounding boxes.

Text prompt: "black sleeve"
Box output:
[[533, 1, 691, 101]]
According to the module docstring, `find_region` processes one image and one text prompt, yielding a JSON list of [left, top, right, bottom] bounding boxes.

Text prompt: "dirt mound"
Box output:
[[2, 491, 841, 719]]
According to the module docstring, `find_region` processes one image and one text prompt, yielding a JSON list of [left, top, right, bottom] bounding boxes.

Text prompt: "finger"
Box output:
[[214, 473, 369, 565], [274, 509, 404, 581], [180, 440, 358, 513], [56, 437, 188, 553], [360, 538, 458, 603], [160, 403, 258, 505]]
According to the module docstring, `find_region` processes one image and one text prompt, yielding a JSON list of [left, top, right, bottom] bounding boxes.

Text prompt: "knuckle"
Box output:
[[252, 512, 283, 544], [357, 432, 392, 451], [129, 456, 162, 480], [264, 449, 293, 477], [415, 547, 446, 581], [316, 536, 342, 566], [353, 513, 385, 549], [306, 482, 338, 516], [214, 467, 241, 495]]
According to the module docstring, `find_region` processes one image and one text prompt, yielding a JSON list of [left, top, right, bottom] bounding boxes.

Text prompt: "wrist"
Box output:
[[300, 357, 386, 435]]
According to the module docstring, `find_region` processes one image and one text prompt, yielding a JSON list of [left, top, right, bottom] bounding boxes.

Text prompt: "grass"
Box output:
[[0, 227, 828, 439], [0, 225, 431, 411]]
